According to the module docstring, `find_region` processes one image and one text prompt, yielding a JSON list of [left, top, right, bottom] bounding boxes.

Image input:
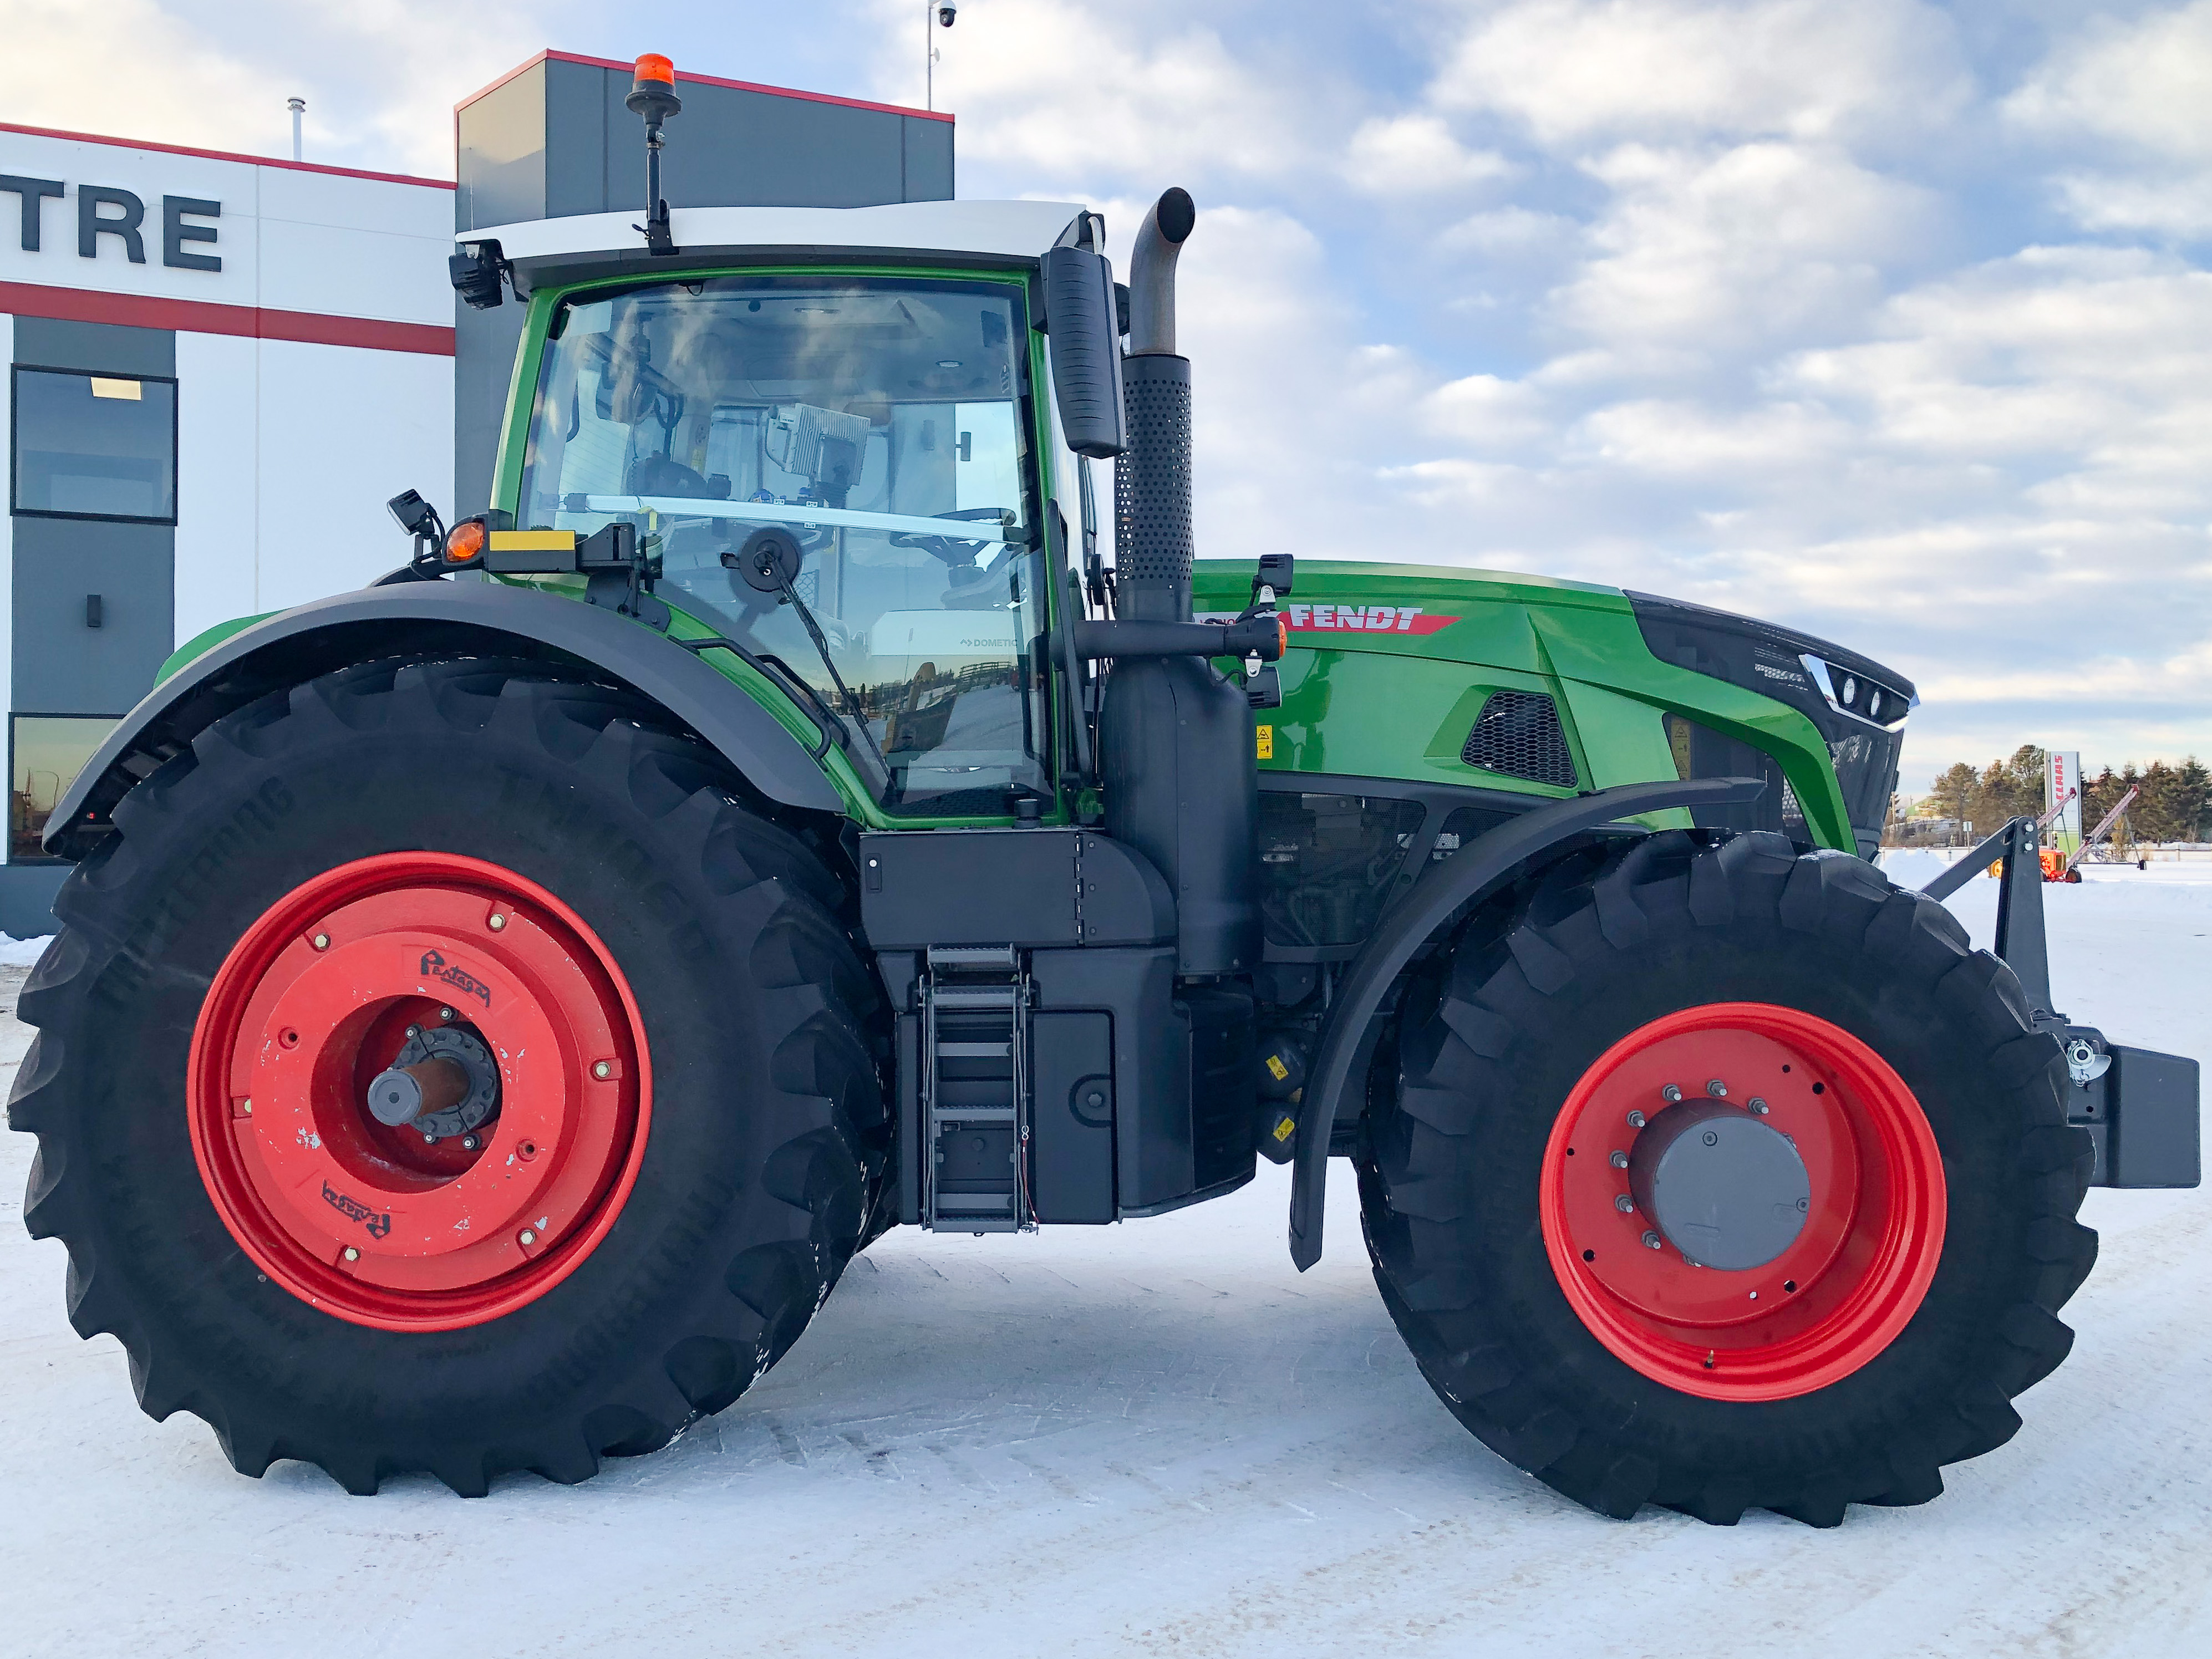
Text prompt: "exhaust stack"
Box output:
[[1100, 188, 1260, 981], [1115, 188, 1197, 623]]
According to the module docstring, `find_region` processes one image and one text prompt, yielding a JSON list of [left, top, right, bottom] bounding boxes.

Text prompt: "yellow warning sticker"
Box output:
[[1265, 1054, 1290, 1082], [1256, 724, 1274, 760], [1272, 1116, 1296, 1142]]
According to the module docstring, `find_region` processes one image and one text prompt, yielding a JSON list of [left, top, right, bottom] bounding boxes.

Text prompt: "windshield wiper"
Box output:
[[764, 562, 895, 784]]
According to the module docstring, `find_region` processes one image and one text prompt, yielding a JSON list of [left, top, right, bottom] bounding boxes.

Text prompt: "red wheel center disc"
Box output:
[[1539, 1002, 1945, 1401], [188, 853, 651, 1331]]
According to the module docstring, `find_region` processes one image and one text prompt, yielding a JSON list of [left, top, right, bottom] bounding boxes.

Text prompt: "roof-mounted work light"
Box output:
[[626, 54, 682, 257]]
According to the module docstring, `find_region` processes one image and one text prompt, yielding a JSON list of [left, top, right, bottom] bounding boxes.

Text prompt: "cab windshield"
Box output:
[[515, 275, 1051, 816]]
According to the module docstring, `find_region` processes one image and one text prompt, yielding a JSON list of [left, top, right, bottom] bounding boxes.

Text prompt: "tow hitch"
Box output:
[[1920, 817, 2200, 1187]]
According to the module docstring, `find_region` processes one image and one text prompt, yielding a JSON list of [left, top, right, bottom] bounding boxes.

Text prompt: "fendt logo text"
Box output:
[[1203, 604, 1460, 637]]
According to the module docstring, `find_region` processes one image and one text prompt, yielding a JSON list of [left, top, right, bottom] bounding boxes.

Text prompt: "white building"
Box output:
[[0, 121, 454, 930]]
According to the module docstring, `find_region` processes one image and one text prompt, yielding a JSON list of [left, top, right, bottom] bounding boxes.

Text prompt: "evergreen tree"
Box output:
[[1971, 744, 2046, 831], [2179, 757, 2210, 842], [1931, 762, 1979, 824]]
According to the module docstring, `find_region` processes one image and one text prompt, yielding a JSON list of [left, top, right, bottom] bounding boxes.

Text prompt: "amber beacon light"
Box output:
[[625, 54, 683, 255]]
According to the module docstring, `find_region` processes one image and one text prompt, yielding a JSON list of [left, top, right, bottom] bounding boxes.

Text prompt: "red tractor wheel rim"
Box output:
[[188, 852, 650, 1332], [1539, 1002, 1945, 1401]]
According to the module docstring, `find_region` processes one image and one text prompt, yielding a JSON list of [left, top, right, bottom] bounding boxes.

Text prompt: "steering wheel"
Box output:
[[888, 508, 1013, 567]]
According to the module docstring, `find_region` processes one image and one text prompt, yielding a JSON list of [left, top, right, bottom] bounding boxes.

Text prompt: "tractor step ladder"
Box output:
[[919, 946, 1033, 1233]]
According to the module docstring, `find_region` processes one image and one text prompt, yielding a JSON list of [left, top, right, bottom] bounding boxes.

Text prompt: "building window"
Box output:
[[11, 367, 178, 523], [11, 716, 115, 862]]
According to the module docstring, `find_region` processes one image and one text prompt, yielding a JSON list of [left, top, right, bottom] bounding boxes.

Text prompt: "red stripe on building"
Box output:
[[0, 282, 455, 356], [454, 48, 956, 124], [0, 120, 453, 189]]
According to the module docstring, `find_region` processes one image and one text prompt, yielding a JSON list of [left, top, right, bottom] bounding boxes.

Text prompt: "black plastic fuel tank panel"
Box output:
[[1100, 655, 1261, 975], [1183, 983, 1257, 1194], [1031, 1011, 1116, 1222], [860, 827, 1174, 949]]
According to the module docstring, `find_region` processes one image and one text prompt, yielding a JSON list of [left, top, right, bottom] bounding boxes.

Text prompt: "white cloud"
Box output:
[[0, 0, 274, 157], [2006, 1, 2212, 162], [1438, 205, 1580, 256], [2006, 3, 2212, 240], [888, 0, 1313, 186], [1553, 140, 1941, 357], [0, 0, 561, 177], [1426, 0, 1969, 147], [1343, 114, 1511, 194]]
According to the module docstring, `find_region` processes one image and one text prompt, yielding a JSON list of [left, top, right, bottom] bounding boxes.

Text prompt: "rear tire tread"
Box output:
[[9, 658, 887, 1495]]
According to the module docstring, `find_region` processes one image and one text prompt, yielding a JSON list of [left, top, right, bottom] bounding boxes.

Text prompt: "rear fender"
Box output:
[[1288, 776, 1766, 1269], [42, 581, 845, 859]]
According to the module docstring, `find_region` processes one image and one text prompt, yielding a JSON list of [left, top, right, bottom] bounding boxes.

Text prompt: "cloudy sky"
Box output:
[[6, 0, 2208, 790]]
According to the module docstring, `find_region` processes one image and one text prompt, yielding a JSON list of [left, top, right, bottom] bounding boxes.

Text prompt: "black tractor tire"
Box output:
[[9, 658, 888, 1495], [1361, 830, 2097, 1526]]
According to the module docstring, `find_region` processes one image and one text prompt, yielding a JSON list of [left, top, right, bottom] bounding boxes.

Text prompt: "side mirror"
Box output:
[[1042, 245, 1127, 460]]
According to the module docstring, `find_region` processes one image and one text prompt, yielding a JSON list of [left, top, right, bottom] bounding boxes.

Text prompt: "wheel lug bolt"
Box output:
[[440, 1007, 455, 1021], [1661, 1085, 1682, 1104], [592, 1061, 612, 1080], [1614, 1194, 1635, 1213], [312, 933, 331, 951], [489, 913, 508, 932], [1609, 1150, 1629, 1169], [1706, 1079, 1728, 1098], [406, 1025, 421, 1039], [342, 1246, 359, 1262], [462, 1135, 480, 1151], [1748, 1097, 1770, 1115], [1626, 1110, 1647, 1129], [423, 1132, 438, 1144], [1641, 1230, 1662, 1250], [241, 1098, 253, 1116], [518, 1229, 537, 1246]]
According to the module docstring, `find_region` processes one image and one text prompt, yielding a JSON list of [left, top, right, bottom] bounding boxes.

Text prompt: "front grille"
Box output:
[[1461, 691, 1578, 787]]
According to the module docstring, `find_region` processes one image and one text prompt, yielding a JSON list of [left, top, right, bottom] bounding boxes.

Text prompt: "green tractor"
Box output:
[[12, 62, 2198, 1526]]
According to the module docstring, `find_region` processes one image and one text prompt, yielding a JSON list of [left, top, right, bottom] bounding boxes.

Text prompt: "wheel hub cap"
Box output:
[[187, 852, 650, 1332], [1538, 1002, 1946, 1402], [1628, 1099, 1811, 1271]]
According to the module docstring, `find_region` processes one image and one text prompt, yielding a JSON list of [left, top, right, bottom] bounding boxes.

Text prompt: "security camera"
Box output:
[[937, 3, 958, 25]]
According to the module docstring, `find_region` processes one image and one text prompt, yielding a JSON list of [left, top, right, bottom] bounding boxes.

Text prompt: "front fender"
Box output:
[[43, 580, 845, 859], [1288, 776, 1766, 1270]]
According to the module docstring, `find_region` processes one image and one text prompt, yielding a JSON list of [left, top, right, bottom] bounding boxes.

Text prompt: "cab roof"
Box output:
[[463, 200, 1087, 292]]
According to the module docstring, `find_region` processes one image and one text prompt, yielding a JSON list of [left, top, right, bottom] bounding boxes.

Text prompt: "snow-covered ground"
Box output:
[[2, 863, 2208, 1657]]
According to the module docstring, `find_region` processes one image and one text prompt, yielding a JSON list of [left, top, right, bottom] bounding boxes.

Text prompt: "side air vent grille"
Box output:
[[1461, 690, 1578, 787]]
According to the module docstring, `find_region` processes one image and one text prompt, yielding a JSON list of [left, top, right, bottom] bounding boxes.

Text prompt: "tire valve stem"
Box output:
[[1702, 1351, 1716, 1370]]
